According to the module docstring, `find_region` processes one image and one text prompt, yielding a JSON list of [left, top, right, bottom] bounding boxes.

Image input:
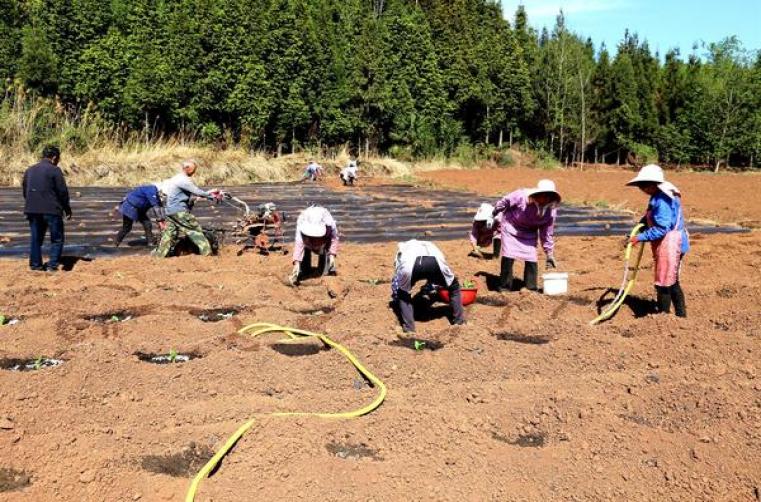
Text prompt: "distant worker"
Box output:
[[340, 159, 358, 186], [290, 206, 339, 285], [115, 183, 165, 247], [469, 203, 501, 259], [302, 160, 323, 182], [154, 160, 223, 257], [626, 164, 689, 317], [391, 240, 466, 333], [22, 145, 71, 272], [492, 179, 560, 292]]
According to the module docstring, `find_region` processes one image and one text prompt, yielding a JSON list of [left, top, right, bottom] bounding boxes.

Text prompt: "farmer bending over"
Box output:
[[154, 160, 223, 257], [391, 240, 466, 333], [302, 160, 323, 182], [115, 183, 165, 247], [340, 160, 358, 186], [492, 179, 560, 292], [290, 206, 339, 285], [469, 203, 501, 259], [626, 164, 689, 317]]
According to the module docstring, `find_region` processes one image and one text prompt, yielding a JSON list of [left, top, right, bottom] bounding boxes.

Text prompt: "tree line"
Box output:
[[1, 0, 759, 169]]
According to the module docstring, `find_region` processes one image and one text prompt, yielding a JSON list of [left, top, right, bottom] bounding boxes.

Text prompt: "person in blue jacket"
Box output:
[[626, 164, 689, 317], [115, 183, 165, 247]]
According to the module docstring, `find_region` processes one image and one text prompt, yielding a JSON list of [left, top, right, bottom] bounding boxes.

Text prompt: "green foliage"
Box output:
[[0, 1, 758, 168]]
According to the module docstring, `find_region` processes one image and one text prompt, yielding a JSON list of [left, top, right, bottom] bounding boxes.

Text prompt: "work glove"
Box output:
[[64, 208, 73, 220], [546, 255, 557, 269], [289, 263, 300, 286], [328, 254, 336, 272]]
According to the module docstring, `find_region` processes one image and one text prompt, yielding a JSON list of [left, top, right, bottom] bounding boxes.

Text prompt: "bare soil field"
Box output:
[[419, 166, 761, 226], [0, 170, 759, 501]]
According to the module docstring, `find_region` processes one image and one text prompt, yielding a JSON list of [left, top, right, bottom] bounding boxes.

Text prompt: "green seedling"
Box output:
[[34, 356, 43, 370], [462, 279, 476, 289], [368, 278, 380, 286], [110, 315, 120, 322], [168, 348, 178, 363], [413, 340, 426, 351], [0, 315, 6, 325]]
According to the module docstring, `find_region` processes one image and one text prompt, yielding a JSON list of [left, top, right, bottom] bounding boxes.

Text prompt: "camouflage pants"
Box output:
[[153, 212, 211, 257]]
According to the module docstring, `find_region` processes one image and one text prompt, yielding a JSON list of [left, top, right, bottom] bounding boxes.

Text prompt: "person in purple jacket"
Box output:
[[492, 179, 560, 292], [115, 183, 165, 247], [289, 206, 339, 285]]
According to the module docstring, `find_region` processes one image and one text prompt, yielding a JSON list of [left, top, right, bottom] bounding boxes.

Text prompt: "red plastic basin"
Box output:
[[438, 287, 478, 306]]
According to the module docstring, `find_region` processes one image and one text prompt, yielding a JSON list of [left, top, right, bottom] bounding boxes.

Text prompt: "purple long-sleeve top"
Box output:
[[493, 189, 556, 262], [293, 207, 339, 262]]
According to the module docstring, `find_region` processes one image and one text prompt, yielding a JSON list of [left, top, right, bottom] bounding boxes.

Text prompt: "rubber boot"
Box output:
[[524, 261, 538, 291], [498, 257, 514, 292], [670, 282, 686, 318], [492, 238, 501, 260], [656, 286, 672, 314]]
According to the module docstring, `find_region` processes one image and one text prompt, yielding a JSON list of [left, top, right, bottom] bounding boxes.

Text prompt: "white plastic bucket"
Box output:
[[542, 272, 568, 295]]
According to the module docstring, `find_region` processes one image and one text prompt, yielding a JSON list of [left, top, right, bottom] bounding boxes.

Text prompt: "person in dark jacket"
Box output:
[[22, 145, 71, 271], [115, 183, 165, 247]]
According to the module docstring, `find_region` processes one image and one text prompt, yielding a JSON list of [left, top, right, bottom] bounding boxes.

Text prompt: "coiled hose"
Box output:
[[185, 322, 387, 502], [590, 224, 645, 325]]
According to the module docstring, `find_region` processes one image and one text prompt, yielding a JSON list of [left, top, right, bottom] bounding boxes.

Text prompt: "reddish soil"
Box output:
[[1, 225, 759, 500], [418, 166, 761, 227]]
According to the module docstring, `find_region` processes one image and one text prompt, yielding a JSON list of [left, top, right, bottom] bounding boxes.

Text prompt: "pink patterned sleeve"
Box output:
[[293, 229, 305, 263]]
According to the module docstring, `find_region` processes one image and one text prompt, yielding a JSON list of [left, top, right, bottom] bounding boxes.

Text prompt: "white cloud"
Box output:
[[502, 0, 630, 24]]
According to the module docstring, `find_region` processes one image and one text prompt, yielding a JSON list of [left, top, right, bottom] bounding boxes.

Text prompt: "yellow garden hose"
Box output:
[[185, 322, 387, 502], [590, 224, 645, 325]]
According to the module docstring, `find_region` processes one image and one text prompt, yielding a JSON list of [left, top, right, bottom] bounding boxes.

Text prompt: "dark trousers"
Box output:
[[27, 213, 64, 270], [499, 257, 538, 291], [116, 215, 153, 246], [299, 248, 333, 278], [395, 256, 465, 332]]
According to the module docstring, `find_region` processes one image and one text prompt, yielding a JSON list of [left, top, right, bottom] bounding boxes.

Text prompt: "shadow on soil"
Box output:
[[59, 255, 93, 271], [271, 342, 329, 357], [596, 288, 658, 319], [141, 443, 214, 478]]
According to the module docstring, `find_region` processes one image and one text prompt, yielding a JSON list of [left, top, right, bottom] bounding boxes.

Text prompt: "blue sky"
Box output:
[[500, 0, 761, 57]]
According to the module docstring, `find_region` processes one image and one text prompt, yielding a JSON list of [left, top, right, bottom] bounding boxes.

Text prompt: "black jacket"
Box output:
[[22, 159, 71, 216]]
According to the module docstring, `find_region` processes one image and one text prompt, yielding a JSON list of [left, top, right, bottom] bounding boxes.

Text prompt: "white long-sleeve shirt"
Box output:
[[162, 173, 212, 215], [391, 240, 455, 296]]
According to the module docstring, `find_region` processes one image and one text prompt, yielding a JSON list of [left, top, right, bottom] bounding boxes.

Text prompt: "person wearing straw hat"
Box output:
[[469, 203, 502, 259], [390, 239, 466, 333], [290, 206, 339, 285], [626, 164, 689, 317], [492, 179, 560, 292]]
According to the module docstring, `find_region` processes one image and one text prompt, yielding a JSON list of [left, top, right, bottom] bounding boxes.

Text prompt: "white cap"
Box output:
[[526, 179, 561, 203], [627, 164, 665, 185], [298, 206, 328, 238]]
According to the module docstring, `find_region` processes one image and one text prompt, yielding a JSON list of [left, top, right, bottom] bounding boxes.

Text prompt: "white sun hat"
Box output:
[[474, 203, 494, 222], [626, 164, 665, 185], [298, 206, 328, 238], [657, 181, 681, 199], [526, 179, 561, 203]]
